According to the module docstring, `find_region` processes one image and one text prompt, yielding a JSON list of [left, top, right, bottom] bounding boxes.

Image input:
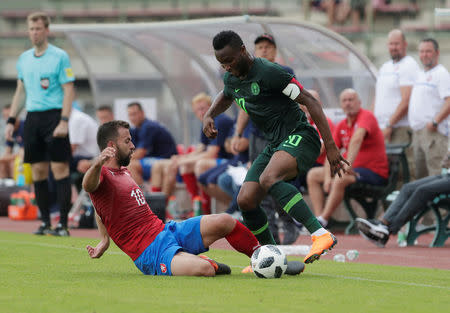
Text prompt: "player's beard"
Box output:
[[117, 149, 132, 167]]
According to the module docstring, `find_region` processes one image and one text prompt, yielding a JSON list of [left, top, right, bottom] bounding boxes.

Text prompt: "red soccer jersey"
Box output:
[[89, 166, 165, 261], [333, 109, 389, 179], [308, 116, 335, 165]]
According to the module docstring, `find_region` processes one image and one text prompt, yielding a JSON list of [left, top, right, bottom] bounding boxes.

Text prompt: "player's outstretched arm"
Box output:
[[203, 91, 234, 139], [86, 212, 110, 259], [296, 89, 349, 177], [82, 147, 116, 192]]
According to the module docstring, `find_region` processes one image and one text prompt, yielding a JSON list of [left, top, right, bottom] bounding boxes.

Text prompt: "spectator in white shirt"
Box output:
[[68, 105, 99, 190], [408, 38, 450, 178], [373, 29, 420, 178]]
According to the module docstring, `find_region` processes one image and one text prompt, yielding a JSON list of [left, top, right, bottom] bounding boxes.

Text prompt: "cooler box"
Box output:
[[0, 184, 30, 216], [8, 190, 38, 220], [145, 192, 166, 223]]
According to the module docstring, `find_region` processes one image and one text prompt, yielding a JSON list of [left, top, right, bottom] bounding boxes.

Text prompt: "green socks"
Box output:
[[241, 207, 276, 245], [268, 180, 322, 234]]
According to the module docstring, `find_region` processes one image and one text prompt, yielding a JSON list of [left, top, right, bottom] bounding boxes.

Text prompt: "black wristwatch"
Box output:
[[60, 116, 69, 122], [7, 117, 16, 125], [432, 119, 438, 127]]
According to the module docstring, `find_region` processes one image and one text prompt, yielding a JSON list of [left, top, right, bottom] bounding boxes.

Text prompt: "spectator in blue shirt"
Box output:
[[151, 93, 234, 213], [127, 101, 178, 187]]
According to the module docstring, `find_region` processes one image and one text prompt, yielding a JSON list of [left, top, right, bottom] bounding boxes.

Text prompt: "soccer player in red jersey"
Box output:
[[83, 120, 261, 276]]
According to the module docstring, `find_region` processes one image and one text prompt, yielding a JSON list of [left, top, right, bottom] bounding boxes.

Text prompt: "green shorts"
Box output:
[[245, 127, 321, 183]]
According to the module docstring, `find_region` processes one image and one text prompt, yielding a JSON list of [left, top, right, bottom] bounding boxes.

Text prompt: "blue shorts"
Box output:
[[134, 216, 207, 276], [140, 157, 162, 181], [354, 167, 387, 186], [198, 162, 229, 186], [216, 158, 227, 166], [175, 158, 227, 183]]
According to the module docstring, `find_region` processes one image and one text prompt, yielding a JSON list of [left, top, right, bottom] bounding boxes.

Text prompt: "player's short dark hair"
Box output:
[[27, 11, 50, 28], [127, 101, 143, 111], [213, 30, 243, 51], [421, 38, 439, 51], [97, 120, 130, 150], [97, 105, 113, 113]]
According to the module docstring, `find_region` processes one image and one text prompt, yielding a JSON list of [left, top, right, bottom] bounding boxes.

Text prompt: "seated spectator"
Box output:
[[126, 101, 178, 187], [151, 92, 234, 212], [313, 0, 351, 26], [349, 0, 368, 29], [307, 88, 389, 227], [356, 153, 450, 247], [0, 105, 25, 179], [76, 106, 115, 175], [297, 89, 335, 187], [96, 105, 115, 125], [198, 122, 250, 214], [68, 105, 99, 191], [217, 162, 248, 218]]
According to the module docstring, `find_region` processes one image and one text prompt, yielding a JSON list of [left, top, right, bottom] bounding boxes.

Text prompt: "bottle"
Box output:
[[16, 164, 25, 187], [346, 250, 359, 261], [166, 196, 178, 220], [397, 231, 407, 247], [333, 254, 346, 263], [397, 224, 408, 247], [193, 196, 202, 216]]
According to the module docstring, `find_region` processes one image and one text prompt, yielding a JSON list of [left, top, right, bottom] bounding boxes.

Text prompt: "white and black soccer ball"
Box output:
[[251, 245, 287, 279]]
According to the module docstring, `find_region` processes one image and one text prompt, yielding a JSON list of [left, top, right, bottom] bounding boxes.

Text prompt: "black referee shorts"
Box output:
[[23, 109, 71, 164]]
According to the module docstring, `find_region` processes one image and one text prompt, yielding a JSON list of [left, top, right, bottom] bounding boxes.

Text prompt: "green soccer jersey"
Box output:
[[223, 58, 311, 145]]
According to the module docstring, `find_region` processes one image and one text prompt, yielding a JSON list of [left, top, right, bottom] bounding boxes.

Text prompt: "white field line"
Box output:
[[2, 239, 449, 290], [0, 239, 124, 255], [308, 273, 450, 290]]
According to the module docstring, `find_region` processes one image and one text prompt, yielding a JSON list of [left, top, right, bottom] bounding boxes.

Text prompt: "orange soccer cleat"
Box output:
[[241, 265, 253, 273], [304, 232, 337, 264]]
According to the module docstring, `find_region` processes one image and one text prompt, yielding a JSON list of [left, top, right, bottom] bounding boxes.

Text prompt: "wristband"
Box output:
[[60, 116, 69, 122], [7, 117, 16, 125], [235, 133, 242, 138], [432, 119, 438, 127]]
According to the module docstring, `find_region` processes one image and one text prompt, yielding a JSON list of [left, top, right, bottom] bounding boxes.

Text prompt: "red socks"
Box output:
[[225, 220, 261, 258], [181, 173, 199, 199], [200, 189, 211, 215], [151, 186, 161, 193]]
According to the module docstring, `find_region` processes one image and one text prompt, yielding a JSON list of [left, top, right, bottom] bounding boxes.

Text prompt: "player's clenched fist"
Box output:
[[202, 116, 218, 139], [98, 147, 116, 165]]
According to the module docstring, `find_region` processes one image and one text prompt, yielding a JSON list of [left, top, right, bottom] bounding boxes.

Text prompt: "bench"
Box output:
[[343, 143, 410, 234], [406, 193, 450, 247], [373, 2, 419, 27], [0, 7, 277, 28]]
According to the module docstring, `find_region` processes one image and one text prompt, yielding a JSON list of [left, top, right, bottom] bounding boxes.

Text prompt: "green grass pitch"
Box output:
[[0, 231, 449, 313]]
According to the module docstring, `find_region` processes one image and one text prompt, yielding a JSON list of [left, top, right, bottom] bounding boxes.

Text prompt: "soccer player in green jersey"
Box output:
[[203, 30, 349, 264]]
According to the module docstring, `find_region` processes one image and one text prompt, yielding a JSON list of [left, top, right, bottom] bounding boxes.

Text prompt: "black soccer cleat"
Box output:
[[33, 223, 52, 235], [215, 262, 232, 275], [199, 255, 231, 275], [50, 224, 70, 237], [285, 260, 305, 275]]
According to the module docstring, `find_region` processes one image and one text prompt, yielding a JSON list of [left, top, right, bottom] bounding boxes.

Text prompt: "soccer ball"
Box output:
[[251, 245, 287, 279]]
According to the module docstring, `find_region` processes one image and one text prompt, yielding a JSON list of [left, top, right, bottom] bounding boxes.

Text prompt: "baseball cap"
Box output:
[[254, 33, 276, 47]]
